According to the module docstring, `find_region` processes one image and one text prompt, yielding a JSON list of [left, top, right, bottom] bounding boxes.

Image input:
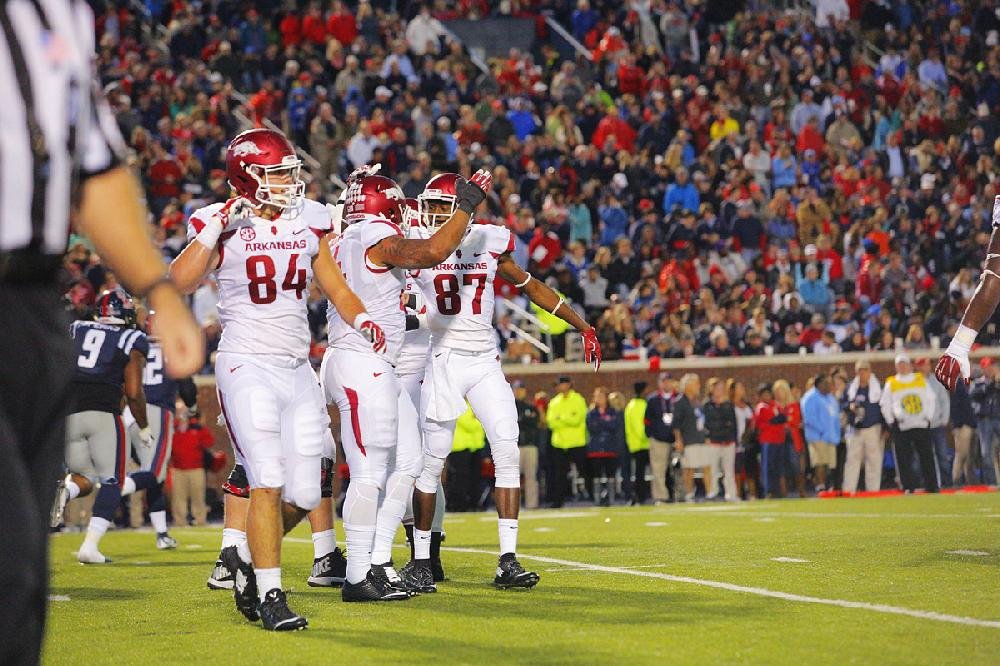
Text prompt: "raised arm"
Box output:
[[497, 254, 602, 369], [367, 170, 491, 269], [313, 235, 386, 353], [169, 198, 250, 294]]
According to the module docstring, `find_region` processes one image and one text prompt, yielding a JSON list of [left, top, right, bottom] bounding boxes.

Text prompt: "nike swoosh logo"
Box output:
[[229, 365, 243, 373], [474, 252, 486, 257], [292, 229, 306, 235], [373, 372, 383, 378]]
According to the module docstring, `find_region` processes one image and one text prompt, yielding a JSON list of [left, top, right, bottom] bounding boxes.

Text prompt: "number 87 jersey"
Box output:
[[186, 199, 332, 361], [413, 223, 515, 354]]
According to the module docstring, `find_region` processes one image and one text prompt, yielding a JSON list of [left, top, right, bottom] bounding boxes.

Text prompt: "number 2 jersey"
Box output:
[[187, 200, 332, 363], [325, 214, 407, 365], [413, 223, 514, 355], [143, 341, 178, 411], [69, 320, 149, 414]]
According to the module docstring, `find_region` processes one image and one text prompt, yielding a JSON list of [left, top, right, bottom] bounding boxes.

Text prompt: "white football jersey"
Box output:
[[413, 224, 514, 355], [187, 200, 331, 362], [326, 214, 407, 364], [396, 271, 431, 377]]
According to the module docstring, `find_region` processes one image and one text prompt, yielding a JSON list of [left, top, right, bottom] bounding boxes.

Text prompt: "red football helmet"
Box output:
[[225, 128, 304, 210], [418, 172, 461, 231], [343, 175, 405, 226]]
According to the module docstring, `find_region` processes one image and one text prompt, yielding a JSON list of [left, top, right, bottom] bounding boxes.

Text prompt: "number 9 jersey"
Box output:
[[413, 224, 514, 355], [187, 199, 332, 362]]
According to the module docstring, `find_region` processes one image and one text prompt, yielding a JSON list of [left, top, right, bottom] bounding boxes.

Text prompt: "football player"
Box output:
[[170, 128, 385, 631], [118, 310, 197, 550], [936, 196, 1000, 390], [402, 173, 602, 589], [321, 169, 491, 601], [59, 289, 151, 564]]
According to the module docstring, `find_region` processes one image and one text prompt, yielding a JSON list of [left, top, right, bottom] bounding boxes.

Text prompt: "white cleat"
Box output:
[[155, 533, 178, 550], [77, 548, 111, 564]]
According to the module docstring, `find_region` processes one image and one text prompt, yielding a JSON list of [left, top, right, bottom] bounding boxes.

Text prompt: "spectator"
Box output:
[[842, 360, 885, 493], [795, 262, 831, 314], [971, 358, 1000, 486], [546, 376, 589, 507], [170, 407, 214, 526], [775, 379, 807, 497], [645, 372, 677, 503], [923, 359, 952, 488], [662, 168, 699, 215], [755, 384, 789, 498], [673, 373, 711, 501], [513, 381, 541, 510], [881, 354, 938, 493], [729, 379, 757, 500], [586, 387, 623, 506], [704, 378, 738, 501], [624, 382, 649, 504], [801, 374, 842, 492], [405, 6, 445, 56], [950, 381, 978, 486]]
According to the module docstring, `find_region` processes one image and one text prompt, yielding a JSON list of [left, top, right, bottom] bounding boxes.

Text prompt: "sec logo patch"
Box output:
[[239, 226, 256, 241]]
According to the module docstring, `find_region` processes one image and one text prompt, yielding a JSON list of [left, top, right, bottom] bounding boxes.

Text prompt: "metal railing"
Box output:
[[543, 15, 591, 60], [501, 297, 554, 359]]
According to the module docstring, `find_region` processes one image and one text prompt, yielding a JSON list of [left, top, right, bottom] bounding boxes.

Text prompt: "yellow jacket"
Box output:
[[546, 390, 587, 449], [624, 397, 650, 453], [453, 403, 486, 452], [530, 290, 571, 336]]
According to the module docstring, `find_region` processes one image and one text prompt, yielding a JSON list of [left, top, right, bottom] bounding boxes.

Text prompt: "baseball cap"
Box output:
[[894, 353, 911, 365], [557, 375, 572, 385]]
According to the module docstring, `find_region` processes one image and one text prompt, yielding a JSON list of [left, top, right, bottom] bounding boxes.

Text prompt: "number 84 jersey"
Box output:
[[187, 200, 332, 362], [413, 224, 514, 355]]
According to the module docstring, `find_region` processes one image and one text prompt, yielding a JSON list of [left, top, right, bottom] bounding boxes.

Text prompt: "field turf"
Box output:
[[46, 493, 1000, 664]]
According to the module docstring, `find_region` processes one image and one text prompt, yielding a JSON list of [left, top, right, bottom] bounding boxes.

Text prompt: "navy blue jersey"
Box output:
[[143, 342, 179, 411], [69, 320, 149, 414]]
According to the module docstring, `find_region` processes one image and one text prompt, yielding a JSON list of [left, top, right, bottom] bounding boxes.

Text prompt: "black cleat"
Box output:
[[307, 547, 347, 587], [430, 557, 446, 583], [371, 561, 418, 595], [341, 570, 411, 602], [221, 545, 259, 621], [399, 558, 437, 593], [430, 532, 446, 582], [494, 553, 540, 590], [207, 557, 234, 590], [258, 588, 308, 631]]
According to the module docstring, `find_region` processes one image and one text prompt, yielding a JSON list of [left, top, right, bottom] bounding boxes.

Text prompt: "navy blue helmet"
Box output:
[[95, 288, 136, 326]]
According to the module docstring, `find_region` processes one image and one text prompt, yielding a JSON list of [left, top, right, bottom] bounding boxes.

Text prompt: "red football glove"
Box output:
[[934, 353, 969, 392], [218, 197, 253, 226], [347, 163, 381, 184], [469, 168, 493, 195], [582, 326, 602, 371], [357, 317, 386, 354]]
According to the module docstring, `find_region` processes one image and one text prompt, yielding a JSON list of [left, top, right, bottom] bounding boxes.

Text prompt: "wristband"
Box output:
[[549, 297, 565, 316], [514, 273, 532, 288], [353, 313, 374, 332], [949, 324, 976, 354], [196, 216, 224, 249]]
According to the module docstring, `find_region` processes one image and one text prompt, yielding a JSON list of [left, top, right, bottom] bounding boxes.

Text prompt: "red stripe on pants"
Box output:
[[115, 414, 127, 488], [344, 387, 366, 456]]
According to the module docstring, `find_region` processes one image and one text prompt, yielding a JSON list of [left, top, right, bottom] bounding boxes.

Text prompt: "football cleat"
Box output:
[[494, 553, 540, 590], [77, 548, 111, 564], [258, 588, 308, 631], [155, 533, 178, 550], [341, 570, 411, 602], [307, 547, 347, 587], [430, 558, 446, 583], [207, 557, 235, 590], [50, 477, 68, 529], [430, 531, 446, 582], [399, 559, 437, 593], [221, 545, 259, 621], [371, 562, 418, 596]]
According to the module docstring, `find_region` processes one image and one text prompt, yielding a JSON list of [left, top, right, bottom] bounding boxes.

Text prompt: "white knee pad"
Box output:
[[491, 439, 521, 488], [395, 445, 424, 479], [351, 445, 391, 489], [343, 480, 380, 529], [284, 457, 322, 511], [416, 455, 446, 494], [251, 457, 285, 489], [248, 389, 281, 434]]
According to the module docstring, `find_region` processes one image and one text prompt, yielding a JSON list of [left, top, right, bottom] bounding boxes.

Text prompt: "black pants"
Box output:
[[446, 450, 480, 511], [0, 286, 75, 665], [894, 428, 938, 492], [552, 446, 589, 504], [631, 449, 650, 503]]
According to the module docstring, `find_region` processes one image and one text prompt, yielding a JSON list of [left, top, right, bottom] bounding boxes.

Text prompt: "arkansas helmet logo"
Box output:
[[231, 140, 264, 157], [239, 226, 256, 241]]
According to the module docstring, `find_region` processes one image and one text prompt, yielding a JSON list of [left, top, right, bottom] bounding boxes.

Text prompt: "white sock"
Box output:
[[150, 510, 168, 534], [121, 476, 136, 497], [311, 529, 336, 560], [255, 567, 282, 601], [431, 479, 446, 532], [66, 478, 81, 501], [372, 472, 414, 565], [82, 517, 110, 552], [221, 528, 246, 550], [237, 540, 252, 565], [343, 482, 380, 584], [413, 529, 432, 560], [499, 518, 518, 556]]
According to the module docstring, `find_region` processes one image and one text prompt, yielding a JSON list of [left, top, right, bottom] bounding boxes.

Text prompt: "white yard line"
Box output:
[[442, 546, 1000, 629], [661, 509, 995, 520], [771, 557, 810, 563], [946, 550, 990, 557]]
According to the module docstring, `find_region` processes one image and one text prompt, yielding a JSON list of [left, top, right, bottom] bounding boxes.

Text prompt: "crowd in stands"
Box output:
[[59, 0, 1000, 370]]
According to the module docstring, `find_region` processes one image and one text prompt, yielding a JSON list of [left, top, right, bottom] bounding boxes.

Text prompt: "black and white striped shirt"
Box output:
[[0, 0, 125, 255]]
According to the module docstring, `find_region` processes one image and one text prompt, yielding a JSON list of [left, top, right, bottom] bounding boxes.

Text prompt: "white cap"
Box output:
[[375, 85, 393, 98], [804, 243, 817, 256], [920, 173, 935, 190], [895, 353, 911, 365]]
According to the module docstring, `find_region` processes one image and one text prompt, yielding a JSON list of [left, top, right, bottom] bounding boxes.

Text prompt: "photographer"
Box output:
[[841, 360, 884, 493]]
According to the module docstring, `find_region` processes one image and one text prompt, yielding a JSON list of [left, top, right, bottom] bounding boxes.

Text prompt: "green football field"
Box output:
[[45, 493, 1000, 665]]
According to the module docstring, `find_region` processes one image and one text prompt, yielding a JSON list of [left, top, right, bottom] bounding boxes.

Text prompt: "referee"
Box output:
[[0, 2, 203, 663]]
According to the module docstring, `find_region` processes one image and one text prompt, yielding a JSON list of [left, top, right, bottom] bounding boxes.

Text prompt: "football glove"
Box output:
[[354, 314, 387, 354], [347, 163, 382, 184], [138, 427, 154, 449], [934, 352, 970, 391], [582, 326, 602, 371], [456, 169, 492, 214]]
